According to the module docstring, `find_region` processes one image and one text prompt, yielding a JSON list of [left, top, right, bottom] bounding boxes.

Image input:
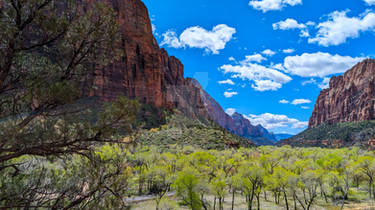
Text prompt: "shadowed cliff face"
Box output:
[[82, 0, 209, 120], [80, 0, 275, 144], [309, 59, 375, 127]]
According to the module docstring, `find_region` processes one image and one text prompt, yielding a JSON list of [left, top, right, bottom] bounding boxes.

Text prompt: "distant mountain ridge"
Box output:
[[191, 80, 277, 145], [274, 134, 293, 141]]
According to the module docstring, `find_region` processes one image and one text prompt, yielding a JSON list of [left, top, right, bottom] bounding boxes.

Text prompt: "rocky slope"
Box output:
[[191, 78, 276, 145], [81, 0, 275, 144], [309, 59, 375, 127]]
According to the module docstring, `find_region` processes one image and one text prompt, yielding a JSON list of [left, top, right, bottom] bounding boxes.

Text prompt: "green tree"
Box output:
[[239, 162, 265, 210], [173, 168, 202, 210], [357, 156, 375, 199], [210, 171, 226, 210]]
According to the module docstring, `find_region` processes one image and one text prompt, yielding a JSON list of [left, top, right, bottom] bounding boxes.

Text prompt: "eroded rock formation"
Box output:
[[309, 59, 375, 127]]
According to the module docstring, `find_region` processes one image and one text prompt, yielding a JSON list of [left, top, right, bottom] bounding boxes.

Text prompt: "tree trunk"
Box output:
[[247, 195, 252, 210], [264, 191, 267, 201], [284, 191, 289, 210], [201, 194, 208, 210], [369, 181, 372, 199], [256, 194, 260, 210], [231, 190, 235, 210], [214, 197, 216, 210], [155, 198, 160, 210]]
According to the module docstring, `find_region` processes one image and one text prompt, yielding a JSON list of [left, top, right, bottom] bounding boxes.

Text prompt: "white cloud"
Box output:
[[161, 30, 183, 48], [301, 106, 310, 109], [302, 78, 317, 86], [283, 48, 295, 54], [279, 99, 290, 104], [271, 63, 286, 71], [249, 0, 302, 13], [262, 49, 276, 56], [245, 113, 308, 130], [273, 18, 306, 30], [283, 52, 364, 77], [161, 24, 236, 54], [243, 54, 267, 63], [273, 18, 310, 37], [218, 79, 235, 85], [365, 0, 375, 5], [318, 77, 331, 89], [225, 108, 236, 116], [291, 98, 311, 105], [220, 56, 292, 92], [308, 11, 375, 46], [224, 91, 238, 98], [229, 56, 236, 62], [252, 80, 282, 91]]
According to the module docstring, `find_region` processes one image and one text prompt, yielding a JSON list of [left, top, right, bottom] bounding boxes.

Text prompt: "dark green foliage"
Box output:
[[287, 121, 375, 147], [0, 1, 142, 208], [136, 114, 254, 150], [136, 103, 168, 129]]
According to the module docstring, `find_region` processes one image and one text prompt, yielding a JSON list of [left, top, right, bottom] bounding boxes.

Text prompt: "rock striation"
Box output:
[[309, 59, 375, 127], [82, 0, 208, 120], [81, 0, 275, 144]]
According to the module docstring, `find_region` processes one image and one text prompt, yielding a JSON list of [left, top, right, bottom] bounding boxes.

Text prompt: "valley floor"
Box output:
[[130, 192, 375, 210]]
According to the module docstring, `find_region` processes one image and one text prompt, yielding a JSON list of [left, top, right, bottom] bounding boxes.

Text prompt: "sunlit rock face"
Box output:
[[309, 59, 375, 127]]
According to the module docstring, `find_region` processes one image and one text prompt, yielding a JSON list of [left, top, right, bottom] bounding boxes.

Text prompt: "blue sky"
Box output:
[[143, 0, 375, 134]]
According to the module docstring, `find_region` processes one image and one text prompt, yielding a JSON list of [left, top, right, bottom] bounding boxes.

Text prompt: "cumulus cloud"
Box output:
[[273, 18, 310, 37], [218, 79, 235, 85], [308, 11, 375, 46], [283, 48, 295, 54], [229, 57, 236, 62], [245, 113, 308, 130], [318, 77, 331, 89], [224, 91, 238, 98], [279, 99, 290, 104], [262, 49, 276, 56], [301, 78, 317, 86], [252, 80, 282, 91], [365, 0, 375, 5], [161, 24, 236, 54], [225, 108, 236, 115], [249, 0, 302, 13], [301, 106, 310, 109], [291, 99, 311, 105], [220, 56, 292, 91], [243, 54, 267, 63], [283, 52, 364, 77]]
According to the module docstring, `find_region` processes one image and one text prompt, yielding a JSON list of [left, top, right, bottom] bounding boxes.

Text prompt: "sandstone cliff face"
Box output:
[[84, 0, 208, 120], [81, 0, 274, 144], [309, 59, 375, 127]]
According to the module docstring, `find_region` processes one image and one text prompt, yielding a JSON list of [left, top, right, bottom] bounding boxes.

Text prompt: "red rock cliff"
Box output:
[[80, 0, 272, 144], [309, 59, 375, 127], [82, 0, 208, 119]]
